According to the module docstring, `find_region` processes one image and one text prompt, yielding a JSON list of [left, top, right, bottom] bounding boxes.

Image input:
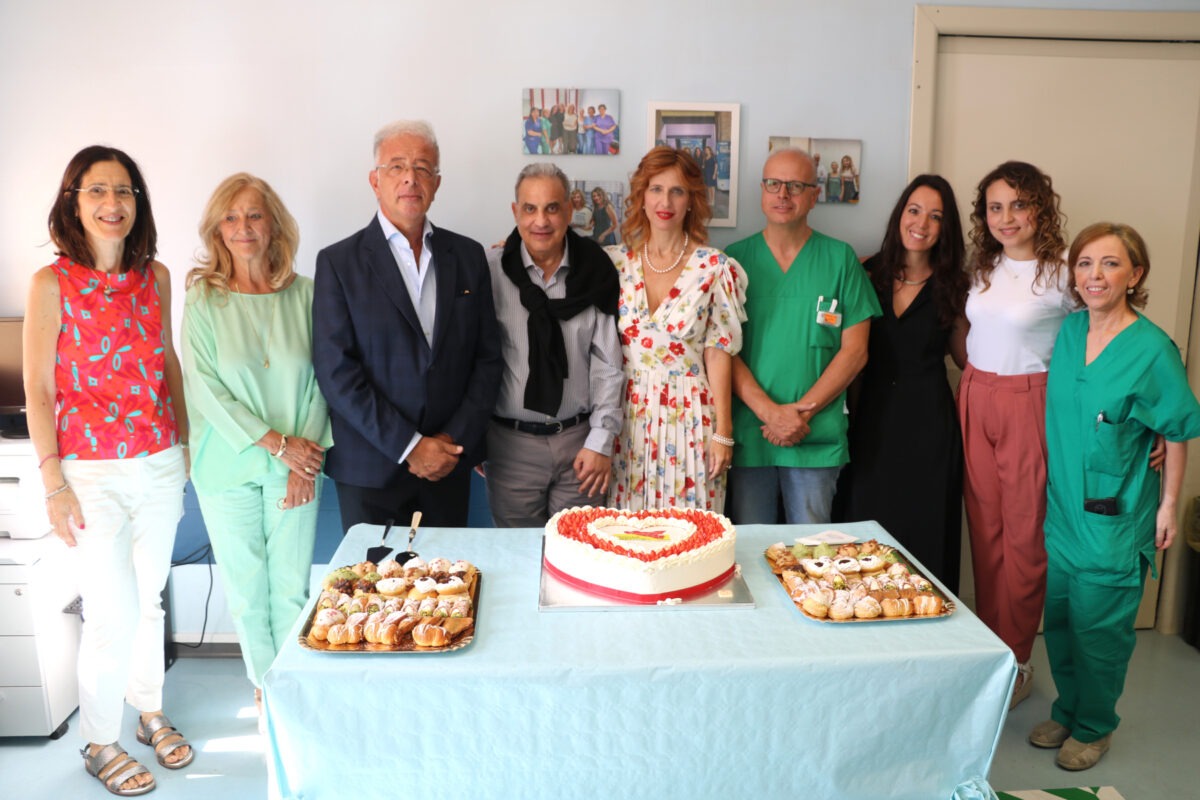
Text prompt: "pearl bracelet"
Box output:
[[273, 434, 288, 458], [711, 433, 735, 447]]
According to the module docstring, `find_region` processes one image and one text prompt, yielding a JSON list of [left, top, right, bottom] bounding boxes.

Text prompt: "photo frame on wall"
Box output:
[[648, 101, 740, 227], [523, 88, 620, 155], [568, 180, 628, 247], [768, 136, 863, 205]]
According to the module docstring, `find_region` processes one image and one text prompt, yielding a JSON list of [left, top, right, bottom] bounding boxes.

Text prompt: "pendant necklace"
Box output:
[[232, 280, 278, 368], [643, 232, 690, 274]]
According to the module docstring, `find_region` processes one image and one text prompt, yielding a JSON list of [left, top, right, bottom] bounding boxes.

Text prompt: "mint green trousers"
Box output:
[[1044, 554, 1146, 743], [197, 473, 321, 687]]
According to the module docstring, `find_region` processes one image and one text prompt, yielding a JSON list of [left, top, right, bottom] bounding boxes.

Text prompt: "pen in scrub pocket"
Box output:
[[1096, 410, 1106, 430]]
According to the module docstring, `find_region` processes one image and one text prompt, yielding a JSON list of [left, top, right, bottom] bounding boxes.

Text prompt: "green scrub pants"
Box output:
[[197, 472, 321, 686], [1043, 554, 1146, 743]]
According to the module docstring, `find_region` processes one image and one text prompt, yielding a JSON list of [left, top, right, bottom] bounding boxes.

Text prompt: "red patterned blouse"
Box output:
[[53, 257, 179, 459]]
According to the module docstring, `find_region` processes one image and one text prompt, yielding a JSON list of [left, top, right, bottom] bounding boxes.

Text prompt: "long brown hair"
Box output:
[[620, 146, 710, 254], [873, 174, 967, 328], [47, 145, 157, 272], [968, 161, 1066, 291]]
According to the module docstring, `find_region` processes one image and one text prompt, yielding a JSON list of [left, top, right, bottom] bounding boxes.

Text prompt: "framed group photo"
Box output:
[[523, 88, 620, 156], [648, 101, 740, 227], [768, 136, 863, 205]]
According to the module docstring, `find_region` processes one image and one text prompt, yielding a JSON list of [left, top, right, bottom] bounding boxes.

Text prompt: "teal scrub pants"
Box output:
[[198, 472, 321, 687], [1043, 554, 1146, 743]]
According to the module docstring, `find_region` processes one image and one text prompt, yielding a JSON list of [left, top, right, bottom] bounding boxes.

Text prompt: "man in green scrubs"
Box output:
[[727, 148, 879, 524]]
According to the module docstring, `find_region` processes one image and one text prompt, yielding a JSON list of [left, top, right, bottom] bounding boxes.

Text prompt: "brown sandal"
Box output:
[[136, 713, 195, 770], [81, 743, 156, 796]]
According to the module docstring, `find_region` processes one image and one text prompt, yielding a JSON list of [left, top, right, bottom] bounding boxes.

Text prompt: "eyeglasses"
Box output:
[[73, 184, 140, 201], [375, 162, 439, 181], [762, 178, 818, 195]]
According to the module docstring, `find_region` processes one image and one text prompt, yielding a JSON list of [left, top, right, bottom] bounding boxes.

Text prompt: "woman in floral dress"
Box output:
[[606, 146, 747, 512]]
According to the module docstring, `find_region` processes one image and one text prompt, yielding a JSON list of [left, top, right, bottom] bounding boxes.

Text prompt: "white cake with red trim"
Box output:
[[543, 506, 737, 603]]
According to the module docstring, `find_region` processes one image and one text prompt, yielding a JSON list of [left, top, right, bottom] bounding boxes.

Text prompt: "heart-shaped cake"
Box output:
[[543, 506, 737, 603]]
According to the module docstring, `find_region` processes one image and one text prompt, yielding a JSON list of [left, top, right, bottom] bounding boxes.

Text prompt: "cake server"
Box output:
[[365, 518, 395, 564], [393, 511, 422, 564]]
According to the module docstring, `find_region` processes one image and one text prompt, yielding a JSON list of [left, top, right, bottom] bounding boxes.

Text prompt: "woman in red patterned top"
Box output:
[[24, 146, 192, 795]]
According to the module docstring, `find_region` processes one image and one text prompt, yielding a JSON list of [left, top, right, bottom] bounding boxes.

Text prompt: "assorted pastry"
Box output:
[[765, 540, 949, 621], [307, 556, 478, 650]]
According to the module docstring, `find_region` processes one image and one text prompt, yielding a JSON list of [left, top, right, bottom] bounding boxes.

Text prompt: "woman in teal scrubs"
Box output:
[[1034, 222, 1200, 770]]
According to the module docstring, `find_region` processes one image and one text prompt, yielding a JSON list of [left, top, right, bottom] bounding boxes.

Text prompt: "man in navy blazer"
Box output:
[[313, 120, 501, 531]]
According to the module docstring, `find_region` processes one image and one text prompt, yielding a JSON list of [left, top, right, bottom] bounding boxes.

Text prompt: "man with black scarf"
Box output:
[[484, 164, 622, 526]]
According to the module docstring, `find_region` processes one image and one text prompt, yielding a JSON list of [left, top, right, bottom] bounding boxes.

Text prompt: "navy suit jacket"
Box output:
[[313, 215, 501, 489]]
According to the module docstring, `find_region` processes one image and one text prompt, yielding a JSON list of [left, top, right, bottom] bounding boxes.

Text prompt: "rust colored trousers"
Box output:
[[957, 362, 1048, 664]]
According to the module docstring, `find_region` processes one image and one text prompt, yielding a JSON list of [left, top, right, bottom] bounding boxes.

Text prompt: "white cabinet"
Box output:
[[0, 435, 48, 540], [0, 434, 83, 737]]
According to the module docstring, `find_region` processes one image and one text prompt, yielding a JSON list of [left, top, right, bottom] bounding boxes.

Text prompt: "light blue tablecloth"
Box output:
[[264, 522, 1014, 799]]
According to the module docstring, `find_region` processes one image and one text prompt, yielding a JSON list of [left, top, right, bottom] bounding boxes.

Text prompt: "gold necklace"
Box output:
[[643, 232, 690, 274], [231, 280, 278, 368]]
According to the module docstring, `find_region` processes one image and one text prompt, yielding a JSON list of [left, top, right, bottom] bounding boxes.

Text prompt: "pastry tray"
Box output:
[[298, 573, 480, 653], [538, 541, 755, 612], [766, 546, 954, 623]]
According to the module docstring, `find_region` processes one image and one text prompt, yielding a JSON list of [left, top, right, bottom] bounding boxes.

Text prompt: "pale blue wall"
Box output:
[[3, 0, 1196, 557]]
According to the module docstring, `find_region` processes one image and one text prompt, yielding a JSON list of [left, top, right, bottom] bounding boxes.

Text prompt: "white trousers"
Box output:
[[62, 446, 186, 744]]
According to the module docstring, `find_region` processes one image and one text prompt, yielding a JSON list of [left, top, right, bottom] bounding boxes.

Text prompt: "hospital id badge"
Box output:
[[815, 295, 842, 327]]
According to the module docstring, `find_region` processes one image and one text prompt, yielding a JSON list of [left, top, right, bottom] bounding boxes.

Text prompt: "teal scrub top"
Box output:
[[726, 231, 880, 468], [1045, 311, 1200, 587]]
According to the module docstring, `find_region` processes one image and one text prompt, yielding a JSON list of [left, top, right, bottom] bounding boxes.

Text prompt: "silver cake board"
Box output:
[[537, 541, 755, 612]]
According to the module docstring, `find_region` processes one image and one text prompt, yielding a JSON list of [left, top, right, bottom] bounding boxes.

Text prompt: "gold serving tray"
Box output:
[[764, 547, 954, 623], [298, 572, 481, 653]]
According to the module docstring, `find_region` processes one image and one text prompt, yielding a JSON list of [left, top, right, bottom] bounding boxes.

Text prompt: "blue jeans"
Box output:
[[729, 466, 842, 525]]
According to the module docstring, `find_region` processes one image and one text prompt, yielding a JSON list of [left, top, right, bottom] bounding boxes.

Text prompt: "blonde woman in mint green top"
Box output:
[[182, 173, 330, 710]]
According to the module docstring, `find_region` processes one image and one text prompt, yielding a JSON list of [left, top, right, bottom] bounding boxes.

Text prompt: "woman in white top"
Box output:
[[954, 160, 1071, 710]]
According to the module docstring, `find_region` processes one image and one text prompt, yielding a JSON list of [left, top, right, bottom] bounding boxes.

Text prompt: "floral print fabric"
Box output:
[[53, 256, 178, 459], [606, 246, 747, 511]]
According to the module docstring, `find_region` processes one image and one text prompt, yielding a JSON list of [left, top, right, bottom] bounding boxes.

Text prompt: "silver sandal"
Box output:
[[81, 742, 156, 796], [135, 713, 195, 770]]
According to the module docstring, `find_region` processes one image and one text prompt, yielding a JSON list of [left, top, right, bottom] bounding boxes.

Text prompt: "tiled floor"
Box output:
[[2, 632, 1197, 799], [989, 631, 1200, 797]]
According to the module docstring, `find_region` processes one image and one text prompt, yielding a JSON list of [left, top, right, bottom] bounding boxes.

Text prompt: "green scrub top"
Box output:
[[182, 277, 332, 494], [1045, 311, 1200, 587], [726, 231, 880, 468]]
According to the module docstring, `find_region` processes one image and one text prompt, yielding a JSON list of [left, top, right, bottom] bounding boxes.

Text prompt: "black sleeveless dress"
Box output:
[[840, 254, 963, 593]]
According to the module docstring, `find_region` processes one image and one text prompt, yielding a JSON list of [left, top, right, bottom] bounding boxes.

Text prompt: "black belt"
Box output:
[[492, 412, 588, 436]]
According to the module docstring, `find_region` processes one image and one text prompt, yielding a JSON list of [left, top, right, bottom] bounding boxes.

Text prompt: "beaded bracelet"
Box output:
[[44, 484, 71, 501], [711, 433, 735, 447], [273, 434, 288, 458], [37, 452, 60, 469]]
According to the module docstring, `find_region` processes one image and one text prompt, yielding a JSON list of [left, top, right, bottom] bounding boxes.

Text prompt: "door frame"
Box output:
[[909, 5, 1200, 634]]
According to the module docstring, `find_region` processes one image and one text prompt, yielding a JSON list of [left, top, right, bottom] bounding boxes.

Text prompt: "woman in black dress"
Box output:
[[840, 175, 969, 592]]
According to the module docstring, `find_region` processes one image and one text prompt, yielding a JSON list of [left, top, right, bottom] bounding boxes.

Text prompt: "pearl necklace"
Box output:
[[232, 280, 278, 369], [643, 233, 690, 274]]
